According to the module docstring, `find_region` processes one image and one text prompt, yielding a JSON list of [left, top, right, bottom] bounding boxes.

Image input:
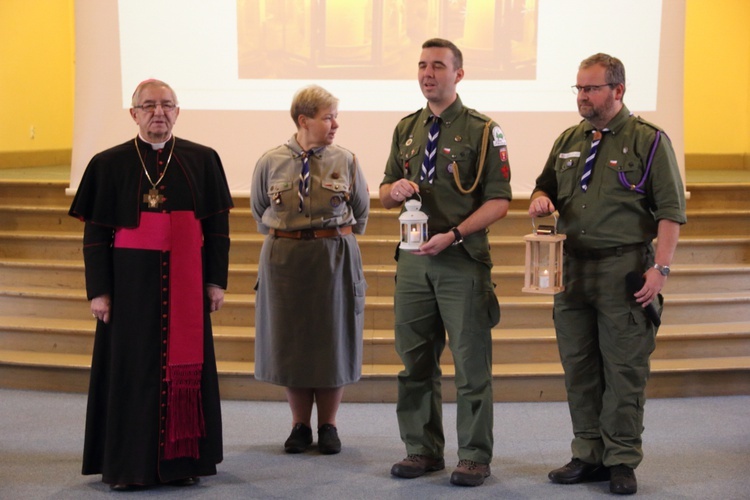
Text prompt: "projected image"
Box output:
[[237, 0, 538, 80]]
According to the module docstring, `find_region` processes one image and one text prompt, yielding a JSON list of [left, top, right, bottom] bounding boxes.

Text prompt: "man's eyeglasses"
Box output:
[[571, 84, 615, 95], [134, 102, 177, 112]]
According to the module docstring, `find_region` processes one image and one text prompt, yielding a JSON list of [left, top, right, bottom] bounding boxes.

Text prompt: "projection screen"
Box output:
[[70, 0, 685, 198]]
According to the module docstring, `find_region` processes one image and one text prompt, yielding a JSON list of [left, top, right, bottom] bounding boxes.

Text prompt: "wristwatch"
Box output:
[[451, 227, 463, 246], [653, 263, 670, 276]]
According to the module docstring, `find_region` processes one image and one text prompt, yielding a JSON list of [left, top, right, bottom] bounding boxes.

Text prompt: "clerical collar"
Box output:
[[138, 134, 172, 150]]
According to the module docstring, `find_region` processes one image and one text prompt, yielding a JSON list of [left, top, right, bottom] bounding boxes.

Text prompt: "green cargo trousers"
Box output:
[[393, 246, 500, 464], [554, 245, 660, 468]]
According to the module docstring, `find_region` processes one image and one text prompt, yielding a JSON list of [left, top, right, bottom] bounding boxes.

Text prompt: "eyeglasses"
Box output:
[[571, 84, 615, 95], [134, 102, 177, 112]]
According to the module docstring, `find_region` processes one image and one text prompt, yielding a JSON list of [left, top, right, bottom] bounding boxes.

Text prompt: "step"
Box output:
[[679, 209, 750, 236], [0, 205, 81, 232], [4, 300, 749, 365], [2, 284, 749, 329], [2, 349, 748, 402], [3, 257, 749, 298], [0, 180, 70, 206], [684, 182, 750, 210]]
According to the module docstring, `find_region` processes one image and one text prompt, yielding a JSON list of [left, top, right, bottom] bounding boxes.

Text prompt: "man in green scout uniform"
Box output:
[[529, 53, 686, 495], [380, 38, 512, 487]]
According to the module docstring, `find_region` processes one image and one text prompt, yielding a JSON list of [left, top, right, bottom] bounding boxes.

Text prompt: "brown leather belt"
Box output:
[[564, 242, 645, 260], [269, 226, 353, 240]]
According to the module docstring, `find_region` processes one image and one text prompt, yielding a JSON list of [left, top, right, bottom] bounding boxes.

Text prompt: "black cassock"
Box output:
[[69, 136, 233, 485]]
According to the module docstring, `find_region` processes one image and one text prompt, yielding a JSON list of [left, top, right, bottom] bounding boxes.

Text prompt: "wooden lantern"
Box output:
[[522, 216, 566, 294]]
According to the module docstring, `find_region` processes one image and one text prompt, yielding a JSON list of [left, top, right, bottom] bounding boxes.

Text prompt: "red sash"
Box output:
[[114, 211, 205, 459]]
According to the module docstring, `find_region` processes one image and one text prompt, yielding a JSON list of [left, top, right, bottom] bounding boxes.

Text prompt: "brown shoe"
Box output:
[[449, 459, 491, 486], [609, 465, 637, 495], [391, 454, 445, 478]]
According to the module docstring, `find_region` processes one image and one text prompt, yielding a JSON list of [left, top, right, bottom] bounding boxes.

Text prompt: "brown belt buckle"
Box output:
[[300, 229, 316, 240]]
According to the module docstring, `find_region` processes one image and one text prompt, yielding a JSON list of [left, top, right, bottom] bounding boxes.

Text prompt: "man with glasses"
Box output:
[[528, 54, 686, 495], [69, 79, 233, 491]]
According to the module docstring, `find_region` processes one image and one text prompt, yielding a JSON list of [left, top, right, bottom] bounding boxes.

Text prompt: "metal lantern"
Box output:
[[522, 215, 566, 295], [399, 196, 428, 250]]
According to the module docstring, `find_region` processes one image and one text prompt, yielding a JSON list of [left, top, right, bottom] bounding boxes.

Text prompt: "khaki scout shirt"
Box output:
[[381, 95, 512, 265], [533, 105, 686, 250], [251, 135, 369, 234]]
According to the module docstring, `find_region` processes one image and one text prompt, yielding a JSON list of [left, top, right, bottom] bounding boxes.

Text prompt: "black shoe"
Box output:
[[610, 465, 637, 495], [167, 476, 200, 487], [391, 454, 445, 479], [449, 459, 491, 486], [548, 458, 608, 484], [284, 423, 313, 453], [317, 423, 342, 454]]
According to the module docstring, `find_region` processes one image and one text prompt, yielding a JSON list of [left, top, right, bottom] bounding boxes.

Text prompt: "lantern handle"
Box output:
[[532, 213, 559, 235]]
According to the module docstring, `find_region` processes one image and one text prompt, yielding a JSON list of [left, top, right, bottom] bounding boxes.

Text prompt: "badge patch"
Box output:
[[446, 163, 454, 174], [559, 152, 581, 159], [609, 160, 618, 166], [443, 147, 451, 154], [492, 126, 507, 147], [501, 165, 510, 180], [330, 196, 342, 208], [499, 147, 508, 162]]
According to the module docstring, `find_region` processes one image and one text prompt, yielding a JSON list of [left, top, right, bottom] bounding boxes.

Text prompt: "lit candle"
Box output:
[[410, 227, 420, 243], [538, 269, 550, 288]]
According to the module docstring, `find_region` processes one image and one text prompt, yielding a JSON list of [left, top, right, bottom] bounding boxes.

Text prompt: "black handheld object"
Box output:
[[626, 271, 661, 327]]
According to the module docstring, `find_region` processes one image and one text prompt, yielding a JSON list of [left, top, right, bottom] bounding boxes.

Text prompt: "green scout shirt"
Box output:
[[381, 95, 512, 266], [533, 105, 686, 250], [252, 135, 370, 235]]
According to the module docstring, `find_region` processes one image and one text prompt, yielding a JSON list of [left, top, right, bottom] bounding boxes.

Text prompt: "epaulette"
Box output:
[[398, 108, 423, 123], [635, 115, 665, 133], [467, 108, 493, 124]]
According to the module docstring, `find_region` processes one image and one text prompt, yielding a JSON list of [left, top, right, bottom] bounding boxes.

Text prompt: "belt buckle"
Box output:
[[300, 229, 316, 240]]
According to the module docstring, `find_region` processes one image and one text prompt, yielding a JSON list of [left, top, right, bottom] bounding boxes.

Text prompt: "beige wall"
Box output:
[[0, 0, 748, 161]]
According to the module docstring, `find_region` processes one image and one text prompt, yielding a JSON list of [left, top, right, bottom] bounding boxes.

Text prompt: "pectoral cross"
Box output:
[[143, 188, 165, 208]]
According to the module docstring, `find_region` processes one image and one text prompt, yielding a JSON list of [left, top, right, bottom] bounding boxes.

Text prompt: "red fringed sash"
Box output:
[[114, 211, 205, 459]]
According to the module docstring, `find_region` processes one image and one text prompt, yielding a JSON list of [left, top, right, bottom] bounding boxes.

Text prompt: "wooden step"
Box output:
[[2, 349, 747, 402], [4, 258, 749, 298], [0, 180, 70, 206], [684, 181, 750, 210], [2, 283, 748, 330]]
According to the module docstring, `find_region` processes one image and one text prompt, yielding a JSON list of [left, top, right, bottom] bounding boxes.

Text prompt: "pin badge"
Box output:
[[272, 192, 282, 205], [454, 135, 462, 142], [405, 138, 413, 146], [447, 163, 454, 174], [566, 160, 573, 167], [623, 147, 629, 154]]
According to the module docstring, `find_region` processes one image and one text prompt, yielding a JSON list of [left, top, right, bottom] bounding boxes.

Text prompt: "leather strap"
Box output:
[[269, 226, 353, 240]]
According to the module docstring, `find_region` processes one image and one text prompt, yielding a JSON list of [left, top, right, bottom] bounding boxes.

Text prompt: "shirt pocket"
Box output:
[[439, 143, 478, 189], [320, 174, 351, 216], [399, 143, 423, 180], [555, 152, 582, 201], [267, 180, 295, 213], [603, 151, 648, 201]]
